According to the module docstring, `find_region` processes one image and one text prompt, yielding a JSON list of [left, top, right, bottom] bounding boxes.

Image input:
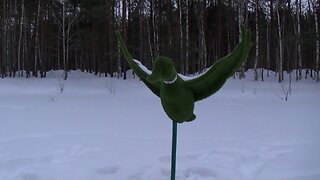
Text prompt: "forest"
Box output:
[[0, 0, 319, 82]]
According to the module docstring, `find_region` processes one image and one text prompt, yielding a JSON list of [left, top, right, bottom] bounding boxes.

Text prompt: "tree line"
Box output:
[[0, 0, 319, 82]]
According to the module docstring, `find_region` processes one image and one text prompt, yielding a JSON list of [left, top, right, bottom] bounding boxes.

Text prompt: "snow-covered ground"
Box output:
[[0, 70, 319, 180]]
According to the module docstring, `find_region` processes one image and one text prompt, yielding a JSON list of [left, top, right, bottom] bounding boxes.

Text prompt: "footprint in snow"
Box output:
[[158, 153, 200, 163], [238, 148, 291, 179], [96, 166, 119, 175], [157, 147, 291, 179], [0, 155, 53, 173], [0, 144, 101, 179], [20, 172, 41, 180], [127, 172, 143, 180], [182, 167, 216, 179]]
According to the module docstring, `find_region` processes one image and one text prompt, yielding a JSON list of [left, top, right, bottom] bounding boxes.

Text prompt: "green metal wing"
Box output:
[[115, 31, 161, 97], [183, 28, 252, 102]]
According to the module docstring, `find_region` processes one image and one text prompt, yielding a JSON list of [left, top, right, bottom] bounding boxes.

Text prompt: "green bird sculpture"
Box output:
[[116, 28, 252, 180], [115, 28, 252, 123]]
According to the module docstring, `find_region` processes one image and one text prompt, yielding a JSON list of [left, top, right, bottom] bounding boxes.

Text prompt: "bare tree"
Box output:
[[236, 0, 249, 79], [178, 0, 183, 73], [106, 0, 115, 77], [122, 0, 127, 79], [139, 0, 144, 64], [185, 0, 189, 73], [52, 0, 78, 80], [1, 0, 7, 77], [296, 0, 302, 80], [146, 2, 154, 63], [254, 0, 259, 80], [237, 0, 249, 79], [311, 0, 319, 81], [238, 0, 249, 39], [116, 0, 122, 78], [277, 1, 284, 82], [266, 20, 270, 77], [196, 1, 207, 71], [267, 0, 275, 78], [34, 0, 41, 77], [17, 0, 25, 77], [151, 0, 159, 58], [202, 1, 207, 69]]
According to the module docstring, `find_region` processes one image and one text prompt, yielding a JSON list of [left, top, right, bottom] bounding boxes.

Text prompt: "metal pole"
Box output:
[[170, 121, 177, 180]]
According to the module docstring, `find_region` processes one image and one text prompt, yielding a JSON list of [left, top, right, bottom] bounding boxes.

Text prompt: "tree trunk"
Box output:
[[185, 0, 189, 73], [146, 14, 154, 63], [266, 22, 270, 77], [152, 0, 159, 58], [39, 2, 44, 77], [254, 0, 259, 80], [316, 3, 320, 81], [296, 0, 302, 80], [2, 0, 7, 77], [22, 21, 26, 77], [277, 1, 284, 82], [311, 0, 319, 81], [62, 0, 68, 80], [117, 1, 121, 78], [193, 1, 205, 72], [197, 1, 206, 71], [122, 0, 127, 79], [238, 0, 249, 79], [178, 0, 183, 73], [139, 0, 144, 63], [151, 0, 156, 58], [202, 1, 207, 69], [270, 0, 275, 76], [167, 0, 172, 54], [34, 0, 41, 78]]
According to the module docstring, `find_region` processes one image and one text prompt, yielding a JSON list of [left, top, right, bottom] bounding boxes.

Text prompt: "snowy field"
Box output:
[[0, 70, 319, 180]]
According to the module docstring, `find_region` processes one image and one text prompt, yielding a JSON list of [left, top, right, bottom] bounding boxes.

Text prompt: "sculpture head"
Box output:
[[148, 56, 177, 83]]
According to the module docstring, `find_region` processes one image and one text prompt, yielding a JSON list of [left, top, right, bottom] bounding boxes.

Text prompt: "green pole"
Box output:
[[170, 121, 177, 180]]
